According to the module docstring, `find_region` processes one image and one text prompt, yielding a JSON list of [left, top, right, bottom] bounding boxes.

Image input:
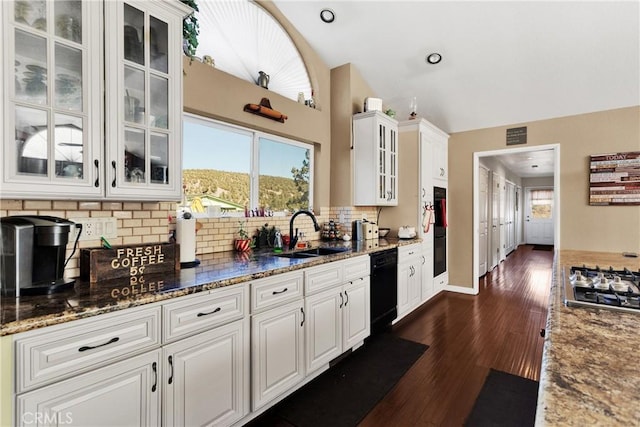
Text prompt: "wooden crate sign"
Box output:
[[80, 243, 180, 283]]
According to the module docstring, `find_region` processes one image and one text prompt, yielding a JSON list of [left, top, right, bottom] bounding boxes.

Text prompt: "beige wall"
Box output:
[[448, 106, 640, 288], [329, 63, 380, 208]]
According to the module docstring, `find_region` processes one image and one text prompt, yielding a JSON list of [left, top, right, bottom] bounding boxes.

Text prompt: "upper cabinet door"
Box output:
[[1, 0, 103, 198], [104, 0, 188, 200], [353, 111, 399, 206]]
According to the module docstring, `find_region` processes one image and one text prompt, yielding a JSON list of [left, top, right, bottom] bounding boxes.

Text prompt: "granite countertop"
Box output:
[[0, 238, 419, 336], [537, 250, 640, 426]]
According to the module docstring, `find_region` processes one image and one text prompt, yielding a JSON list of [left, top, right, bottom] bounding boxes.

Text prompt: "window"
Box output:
[[529, 189, 553, 219], [195, 0, 312, 102], [182, 114, 313, 214]]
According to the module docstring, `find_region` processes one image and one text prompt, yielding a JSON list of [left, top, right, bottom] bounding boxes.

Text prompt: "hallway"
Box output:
[[360, 244, 553, 426]]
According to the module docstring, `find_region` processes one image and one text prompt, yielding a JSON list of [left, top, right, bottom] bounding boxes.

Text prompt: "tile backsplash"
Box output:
[[1, 200, 377, 280]]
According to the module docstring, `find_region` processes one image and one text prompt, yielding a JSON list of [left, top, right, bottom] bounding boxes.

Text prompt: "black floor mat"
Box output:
[[465, 369, 539, 427], [532, 245, 554, 251], [249, 333, 428, 427]]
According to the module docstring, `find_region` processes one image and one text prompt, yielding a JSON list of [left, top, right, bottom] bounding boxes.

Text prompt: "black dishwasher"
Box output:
[[370, 249, 398, 334]]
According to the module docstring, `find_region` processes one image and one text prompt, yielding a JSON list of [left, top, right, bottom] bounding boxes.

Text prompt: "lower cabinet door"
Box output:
[[251, 300, 305, 411], [16, 350, 161, 427], [163, 319, 249, 427], [305, 288, 342, 374], [397, 261, 413, 317], [343, 276, 370, 350]]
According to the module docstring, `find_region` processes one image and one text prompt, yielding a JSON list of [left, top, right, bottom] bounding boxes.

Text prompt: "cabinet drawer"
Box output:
[[16, 305, 161, 393], [398, 243, 421, 261], [343, 255, 370, 282], [304, 262, 344, 295], [163, 284, 248, 343], [251, 271, 304, 314]]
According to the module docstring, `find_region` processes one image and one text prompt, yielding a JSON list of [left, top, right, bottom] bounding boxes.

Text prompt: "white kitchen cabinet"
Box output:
[[434, 272, 448, 294], [1, 0, 103, 198], [1, 0, 189, 200], [353, 111, 399, 206], [396, 244, 422, 321], [251, 299, 305, 411], [162, 284, 250, 426], [341, 276, 370, 350], [305, 287, 342, 373], [17, 349, 161, 427], [432, 133, 448, 181], [163, 318, 249, 427], [420, 242, 433, 301], [385, 119, 449, 304], [15, 305, 161, 393], [304, 257, 370, 374], [104, 0, 187, 200]]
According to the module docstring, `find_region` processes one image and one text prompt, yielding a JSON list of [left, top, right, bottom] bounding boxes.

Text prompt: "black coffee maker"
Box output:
[[1, 216, 76, 296]]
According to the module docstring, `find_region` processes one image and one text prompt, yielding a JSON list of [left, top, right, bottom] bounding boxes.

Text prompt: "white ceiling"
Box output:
[[492, 148, 556, 177], [272, 0, 640, 136]]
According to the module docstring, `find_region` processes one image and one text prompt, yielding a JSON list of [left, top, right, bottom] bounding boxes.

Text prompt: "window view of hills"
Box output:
[[183, 169, 308, 211]]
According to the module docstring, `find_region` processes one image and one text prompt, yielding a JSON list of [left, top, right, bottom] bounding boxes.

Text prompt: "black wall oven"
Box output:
[[434, 186, 447, 277]]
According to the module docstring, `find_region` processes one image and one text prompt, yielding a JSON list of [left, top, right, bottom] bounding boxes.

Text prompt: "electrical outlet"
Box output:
[[68, 217, 118, 242]]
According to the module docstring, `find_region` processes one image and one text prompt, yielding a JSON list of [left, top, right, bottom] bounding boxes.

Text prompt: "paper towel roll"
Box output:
[[176, 218, 196, 263]]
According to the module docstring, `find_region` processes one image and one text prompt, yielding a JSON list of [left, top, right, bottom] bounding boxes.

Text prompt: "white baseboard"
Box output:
[[444, 284, 478, 295]]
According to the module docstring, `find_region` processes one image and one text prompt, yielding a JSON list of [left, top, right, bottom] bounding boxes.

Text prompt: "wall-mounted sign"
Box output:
[[589, 151, 640, 205], [506, 126, 527, 145]]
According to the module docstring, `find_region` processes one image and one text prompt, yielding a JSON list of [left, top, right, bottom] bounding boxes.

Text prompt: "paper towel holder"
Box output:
[[177, 213, 201, 268]]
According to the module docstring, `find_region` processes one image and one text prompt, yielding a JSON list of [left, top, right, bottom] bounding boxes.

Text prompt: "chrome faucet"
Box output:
[[289, 210, 320, 249]]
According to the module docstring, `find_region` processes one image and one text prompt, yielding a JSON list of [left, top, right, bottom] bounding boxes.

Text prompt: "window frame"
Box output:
[[183, 113, 314, 215]]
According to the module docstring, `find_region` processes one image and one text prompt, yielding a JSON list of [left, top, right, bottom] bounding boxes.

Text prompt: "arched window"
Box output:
[[196, 1, 312, 102]]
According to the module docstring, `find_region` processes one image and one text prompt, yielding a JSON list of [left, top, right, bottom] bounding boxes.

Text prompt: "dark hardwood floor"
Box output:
[[360, 244, 553, 427]]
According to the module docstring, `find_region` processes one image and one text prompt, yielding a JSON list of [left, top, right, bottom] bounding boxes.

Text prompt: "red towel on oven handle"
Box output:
[[441, 199, 447, 227]]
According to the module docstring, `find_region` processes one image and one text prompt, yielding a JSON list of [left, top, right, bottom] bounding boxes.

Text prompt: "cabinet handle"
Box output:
[[111, 161, 117, 187], [78, 337, 119, 352], [344, 290, 349, 306], [422, 255, 426, 265], [168, 355, 174, 385], [151, 362, 157, 392], [300, 307, 305, 326], [272, 288, 288, 295], [422, 188, 426, 198], [94, 159, 100, 187], [339, 292, 344, 308], [197, 307, 221, 317]]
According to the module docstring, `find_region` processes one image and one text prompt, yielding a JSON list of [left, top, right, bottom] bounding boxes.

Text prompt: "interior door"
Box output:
[[524, 187, 554, 245], [478, 166, 489, 276], [490, 172, 500, 269], [499, 175, 506, 262]]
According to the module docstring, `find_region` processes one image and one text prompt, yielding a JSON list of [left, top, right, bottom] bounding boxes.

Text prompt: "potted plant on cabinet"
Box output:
[[234, 220, 252, 252]]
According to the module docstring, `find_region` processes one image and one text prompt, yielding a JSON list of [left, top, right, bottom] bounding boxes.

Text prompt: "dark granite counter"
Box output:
[[1, 238, 418, 336], [537, 250, 640, 426]]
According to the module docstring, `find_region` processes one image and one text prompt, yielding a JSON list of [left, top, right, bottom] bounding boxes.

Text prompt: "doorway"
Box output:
[[472, 144, 560, 295], [524, 187, 554, 245]]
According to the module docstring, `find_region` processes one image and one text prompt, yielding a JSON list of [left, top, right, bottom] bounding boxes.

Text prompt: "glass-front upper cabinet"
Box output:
[[104, 0, 189, 200], [1, 0, 103, 198]]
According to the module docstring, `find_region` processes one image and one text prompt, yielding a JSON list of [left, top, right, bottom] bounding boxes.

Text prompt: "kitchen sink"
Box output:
[[275, 247, 350, 259]]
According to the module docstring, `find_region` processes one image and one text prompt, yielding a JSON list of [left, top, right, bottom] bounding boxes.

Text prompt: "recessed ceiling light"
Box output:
[[425, 52, 442, 64], [320, 8, 335, 23]]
